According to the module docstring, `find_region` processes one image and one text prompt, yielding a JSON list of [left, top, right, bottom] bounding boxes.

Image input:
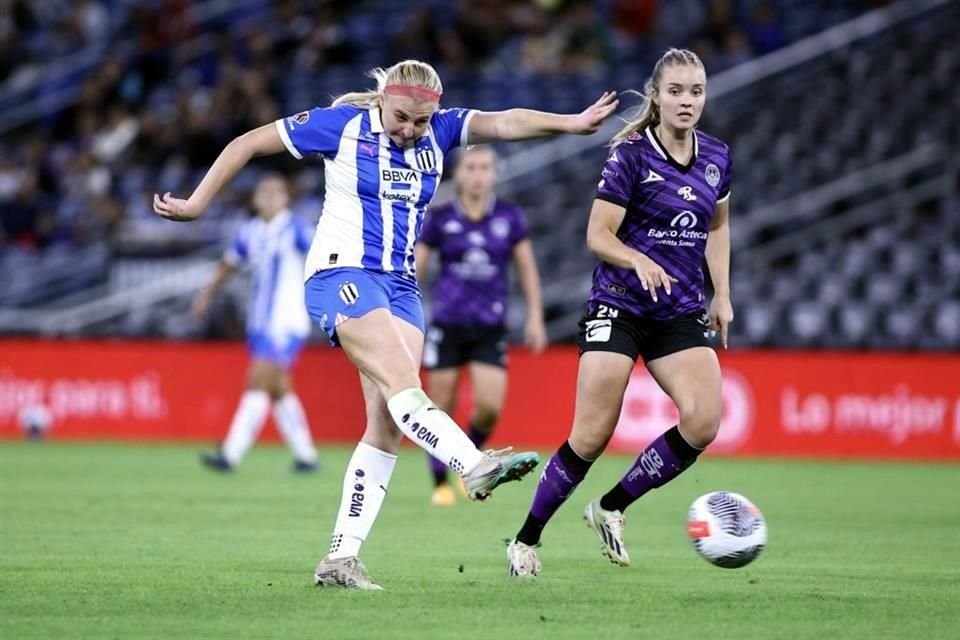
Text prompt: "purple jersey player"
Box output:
[[507, 48, 734, 577], [415, 145, 546, 507]]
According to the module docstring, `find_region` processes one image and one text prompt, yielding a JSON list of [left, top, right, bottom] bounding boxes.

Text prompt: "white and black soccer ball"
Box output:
[[687, 491, 766, 568]]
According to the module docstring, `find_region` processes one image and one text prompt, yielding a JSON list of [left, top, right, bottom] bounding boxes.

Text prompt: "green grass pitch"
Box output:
[[2, 442, 958, 639]]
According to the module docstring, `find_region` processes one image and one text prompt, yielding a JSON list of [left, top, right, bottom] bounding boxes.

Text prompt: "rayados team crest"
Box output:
[[338, 282, 360, 305], [415, 148, 436, 172]]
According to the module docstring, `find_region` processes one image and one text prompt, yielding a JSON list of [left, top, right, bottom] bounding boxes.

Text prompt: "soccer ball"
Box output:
[[18, 404, 53, 440], [687, 491, 767, 568]]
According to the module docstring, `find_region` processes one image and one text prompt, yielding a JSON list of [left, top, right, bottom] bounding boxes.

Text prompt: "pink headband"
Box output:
[[383, 84, 441, 102]]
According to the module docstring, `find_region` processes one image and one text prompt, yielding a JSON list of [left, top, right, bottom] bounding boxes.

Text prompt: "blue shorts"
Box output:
[[304, 267, 424, 346], [247, 332, 307, 369]]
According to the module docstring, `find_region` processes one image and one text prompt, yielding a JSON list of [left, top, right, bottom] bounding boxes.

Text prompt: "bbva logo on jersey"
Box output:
[[381, 168, 419, 183]]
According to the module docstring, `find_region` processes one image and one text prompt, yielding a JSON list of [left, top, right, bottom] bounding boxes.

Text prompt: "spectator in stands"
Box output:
[[712, 28, 753, 71], [609, 0, 658, 63], [391, 5, 455, 68], [0, 170, 55, 250], [450, 0, 515, 64], [744, 0, 785, 55], [611, 0, 658, 39], [290, 4, 356, 70], [557, 3, 611, 74], [516, 7, 566, 75], [72, 0, 110, 45], [4, 0, 816, 264], [698, 0, 737, 51]]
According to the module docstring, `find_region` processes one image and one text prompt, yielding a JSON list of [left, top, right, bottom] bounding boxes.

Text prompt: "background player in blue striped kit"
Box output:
[[153, 59, 618, 589], [415, 145, 547, 507], [506, 48, 735, 577], [191, 174, 318, 473]]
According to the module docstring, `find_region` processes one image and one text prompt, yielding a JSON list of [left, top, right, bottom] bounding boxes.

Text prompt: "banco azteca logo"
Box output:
[[670, 210, 698, 229]]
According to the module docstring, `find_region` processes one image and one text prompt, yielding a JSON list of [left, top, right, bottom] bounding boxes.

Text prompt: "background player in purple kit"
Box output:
[[415, 145, 547, 507], [506, 48, 734, 577]]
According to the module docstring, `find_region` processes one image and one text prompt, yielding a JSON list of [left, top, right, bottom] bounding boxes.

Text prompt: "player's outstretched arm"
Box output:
[[153, 123, 286, 222], [467, 92, 618, 143], [706, 198, 733, 348], [192, 260, 237, 319], [512, 239, 546, 353]]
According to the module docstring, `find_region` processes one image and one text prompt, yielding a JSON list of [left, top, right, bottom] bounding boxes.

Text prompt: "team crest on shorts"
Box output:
[[705, 163, 721, 188], [338, 282, 360, 305], [291, 111, 310, 125]]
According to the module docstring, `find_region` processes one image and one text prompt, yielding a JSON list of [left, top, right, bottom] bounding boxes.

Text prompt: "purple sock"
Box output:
[[427, 454, 448, 486], [468, 423, 490, 449], [516, 441, 593, 545], [529, 454, 584, 521], [601, 425, 702, 512]]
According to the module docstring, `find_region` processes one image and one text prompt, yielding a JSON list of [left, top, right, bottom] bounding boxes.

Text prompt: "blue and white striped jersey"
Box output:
[[224, 210, 313, 341], [274, 104, 474, 280]]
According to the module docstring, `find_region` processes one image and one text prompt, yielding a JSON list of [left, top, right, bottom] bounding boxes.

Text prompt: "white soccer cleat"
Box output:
[[462, 448, 540, 501], [314, 555, 383, 590], [584, 498, 630, 567], [506, 539, 542, 578]]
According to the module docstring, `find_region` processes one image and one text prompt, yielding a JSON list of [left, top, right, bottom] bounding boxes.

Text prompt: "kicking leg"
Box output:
[[338, 310, 539, 501]]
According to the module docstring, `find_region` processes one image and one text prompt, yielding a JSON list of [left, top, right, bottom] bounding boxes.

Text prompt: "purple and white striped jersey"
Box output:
[[590, 126, 732, 320], [419, 197, 529, 326]]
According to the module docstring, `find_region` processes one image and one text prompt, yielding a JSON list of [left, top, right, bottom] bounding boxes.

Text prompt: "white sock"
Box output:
[[328, 442, 397, 559], [221, 390, 271, 465], [273, 393, 318, 463], [386, 388, 485, 476]]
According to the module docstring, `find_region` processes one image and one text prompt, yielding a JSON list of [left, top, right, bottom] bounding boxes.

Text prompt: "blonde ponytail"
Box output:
[[609, 86, 657, 147]]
